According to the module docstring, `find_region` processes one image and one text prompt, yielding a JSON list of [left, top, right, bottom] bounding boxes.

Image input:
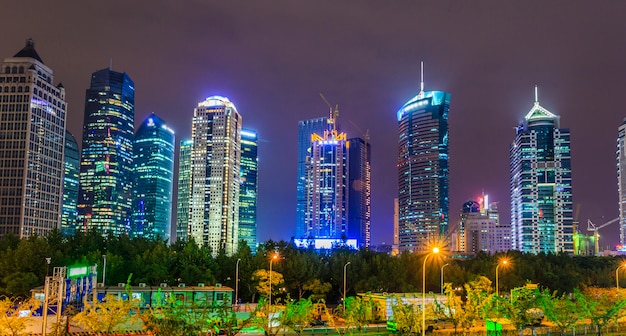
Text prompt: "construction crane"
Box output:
[[587, 217, 620, 255]]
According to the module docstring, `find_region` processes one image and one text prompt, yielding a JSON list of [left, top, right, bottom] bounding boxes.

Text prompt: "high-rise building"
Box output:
[[0, 39, 67, 238], [510, 87, 573, 254], [301, 109, 350, 247], [397, 68, 450, 252], [61, 130, 80, 235], [618, 119, 626, 247], [457, 197, 510, 254], [132, 113, 175, 240], [77, 68, 135, 235], [175, 139, 193, 242], [189, 96, 242, 255], [239, 129, 258, 249], [347, 137, 371, 248], [296, 117, 328, 239]]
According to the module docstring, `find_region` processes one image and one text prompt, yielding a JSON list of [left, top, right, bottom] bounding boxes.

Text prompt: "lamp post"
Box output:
[[440, 263, 449, 294], [45, 257, 51, 276], [235, 258, 241, 305], [422, 247, 439, 336], [269, 253, 278, 305], [495, 259, 508, 296], [102, 254, 107, 286], [616, 263, 626, 289], [343, 262, 351, 305]]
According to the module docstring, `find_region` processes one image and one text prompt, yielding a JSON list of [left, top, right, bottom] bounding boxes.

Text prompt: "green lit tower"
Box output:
[[77, 68, 135, 235], [132, 113, 175, 240], [239, 129, 258, 249], [510, 87, 573, 254], [397, 65, 450, 252], [61, 130, 80, 235], [176, 139, 193, 242]]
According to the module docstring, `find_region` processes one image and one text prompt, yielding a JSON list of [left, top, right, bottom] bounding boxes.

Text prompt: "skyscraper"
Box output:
[[302, 109, 349, 246], [618, 119, 626, 247], [189, 96, 242, 255], [457, 197, 510, 254], [347, 137, 371, 248], [61, 130, 80, 236], [0, 39, 67, 238], [176, 139, 193, 242], [132, 113, 175, 240], [296, 117, 328, 239], [239, 129, 258, 249], [77, 68, 135, 235], [510, 87, 573, 254], [397, 68, 450, 252]]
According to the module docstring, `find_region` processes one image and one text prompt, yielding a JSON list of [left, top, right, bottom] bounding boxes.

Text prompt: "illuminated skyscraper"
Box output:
[[618, 120, 626, 247], [61, 130, 79, 235], [189, 96, 241, 255], [510, 87, 573, 254], [347, 137, 371, 248], [132, 113, 175, 240], [77, 68, 135, 235], [176, 139, 193, 242], [457, 197, 510, 254], [397, 67, 450, 252], [296, 117, 327, 239], [239, 129, 258, 249], [0, 39, 67, 238]]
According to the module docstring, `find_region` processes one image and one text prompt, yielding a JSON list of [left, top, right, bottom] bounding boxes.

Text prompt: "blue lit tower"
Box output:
[[189, 96, 242, 255], [397, 65, 450, 252], [61, 130, 80, 235], [77, 68, 135, 235], [239, 129, 258, 249], [347, 137, 371, 248], [304, 107, 348, 242], [510, 87, 573, 254], [0, 39, 67, 238], [176, 139, 193, 242], [132, 113, 175, 240], [296, 117, 328, 239]]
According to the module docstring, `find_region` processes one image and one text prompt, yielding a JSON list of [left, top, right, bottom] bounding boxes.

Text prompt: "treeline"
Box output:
[[0, 229, 623, 300]]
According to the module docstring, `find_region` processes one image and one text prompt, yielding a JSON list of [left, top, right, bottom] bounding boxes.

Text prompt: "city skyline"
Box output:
[[3, 2, 626, 248]]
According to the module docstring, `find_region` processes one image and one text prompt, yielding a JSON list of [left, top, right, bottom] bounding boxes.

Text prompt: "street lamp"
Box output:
[[616, 263, 626, 289], [269, 253, 278, 306], [495, 259, 509, 296], [440, 263, 449, 294], [343, 262, 351, 305], [235, 258, 241, 305], [45, 257, 51, 276], [422, 247, 439, 336], [102, 254, 107, 287]]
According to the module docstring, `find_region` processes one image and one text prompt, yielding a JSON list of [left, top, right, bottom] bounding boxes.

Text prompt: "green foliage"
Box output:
[[342, 295, 382, 334], [280, 297, 316, 335], [582, 287, 626, 335], [252, 269, 284, 300], [432, 283, 466, 334], [72, 293, 141, 334], [303, 279, 332, 302], [0, 296, 41, 336], [389, 295, 422, 335], [538, 289, 587, 335]]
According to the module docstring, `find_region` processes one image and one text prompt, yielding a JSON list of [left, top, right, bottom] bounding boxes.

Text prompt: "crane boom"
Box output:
[[587, 217, 620, 231]]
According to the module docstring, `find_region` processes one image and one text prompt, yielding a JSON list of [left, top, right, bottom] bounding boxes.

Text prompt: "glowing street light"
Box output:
[[440, 263, 449, 294], [495, 259, 509, 296], [616, 262, 626, 289], [269, 253, 279, 305], [422, 247, 439, 336]]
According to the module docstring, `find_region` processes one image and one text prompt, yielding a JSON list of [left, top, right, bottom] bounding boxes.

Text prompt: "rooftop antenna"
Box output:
[[420, 61, 425, 94], [534, 85, 539, 103], [319, 93, 338, 132]]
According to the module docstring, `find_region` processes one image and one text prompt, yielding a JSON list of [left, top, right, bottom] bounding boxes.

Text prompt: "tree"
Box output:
[[491, 286, 540, 336], [538, 289, 587, 335], [581, 287, 626, 336], [432, 283, 465, 334], [388, 295, 421, 335], [464, 275, 494, 331], [252, 269, 284, 300], [342, 295, 381, 334], [280, 297, 316, 335], [72, 293, 140, 335], [303, 279, 332, 302], [0, 296, 41, 336]]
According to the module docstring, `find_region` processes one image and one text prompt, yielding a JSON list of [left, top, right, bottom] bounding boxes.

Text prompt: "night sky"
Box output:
[[3, 1, 626, 249]]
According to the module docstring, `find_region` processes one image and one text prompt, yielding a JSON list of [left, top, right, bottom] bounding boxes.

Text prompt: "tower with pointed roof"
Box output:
[[0, 39, 67, 238], [396, 63, 451, 253], [510, 87, 573, 254]]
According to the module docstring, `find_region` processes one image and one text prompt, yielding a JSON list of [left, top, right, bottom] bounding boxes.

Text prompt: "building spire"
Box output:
[[534, 85, 539, 104], [420, 61, 425, 94]]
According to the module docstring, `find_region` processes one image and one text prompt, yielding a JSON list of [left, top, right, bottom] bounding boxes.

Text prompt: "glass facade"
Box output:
[[618, 120, 626, 247], [61, 130, 80, 235], [347, 137, 371, 248], [397, 90, 450, 252], [0, 39, 67, 238], [189, 96, 241, 255], [510, 93, 573, 254], [77, 68, 135, 236], [132, 113, 175, 240], [296, 117, 328, 239], [239, 129, 258, 249], [176, 139, 193, 242]]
